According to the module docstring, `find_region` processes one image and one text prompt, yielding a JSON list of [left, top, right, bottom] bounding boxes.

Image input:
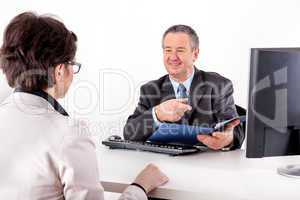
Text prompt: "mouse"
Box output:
[[108, 135, 122, 141]]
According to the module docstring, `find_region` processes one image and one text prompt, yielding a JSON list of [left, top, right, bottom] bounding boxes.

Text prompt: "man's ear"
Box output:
[[54, 64, 65, 82], [193, 48, 199, 61]]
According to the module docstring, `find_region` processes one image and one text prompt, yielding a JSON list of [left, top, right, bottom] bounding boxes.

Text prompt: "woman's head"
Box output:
[[0, 12, 77, 97]]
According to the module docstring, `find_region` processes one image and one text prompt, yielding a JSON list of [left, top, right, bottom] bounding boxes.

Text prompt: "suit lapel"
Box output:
[[186, 68, 207, 121], [160, 76, 176, 102]]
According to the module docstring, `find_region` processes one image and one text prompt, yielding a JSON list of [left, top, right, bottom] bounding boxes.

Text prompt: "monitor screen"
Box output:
[[246, 48, 300, 158]]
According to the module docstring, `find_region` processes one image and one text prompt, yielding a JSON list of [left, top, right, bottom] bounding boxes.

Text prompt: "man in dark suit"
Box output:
[[123, 25, 244, 150]]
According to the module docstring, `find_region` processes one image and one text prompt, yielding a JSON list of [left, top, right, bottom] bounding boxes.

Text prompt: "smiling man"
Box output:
[[123, 25, 244, 150]]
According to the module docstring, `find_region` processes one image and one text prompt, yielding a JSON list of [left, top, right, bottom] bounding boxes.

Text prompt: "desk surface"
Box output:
[[97, 145, 300, 200]]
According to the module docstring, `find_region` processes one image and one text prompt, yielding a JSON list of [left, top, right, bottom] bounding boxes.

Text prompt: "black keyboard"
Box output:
[[102, 137, 207, 156]]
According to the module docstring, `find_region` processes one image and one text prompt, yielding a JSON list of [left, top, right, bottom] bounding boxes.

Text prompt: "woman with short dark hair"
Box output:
[[1, 12, 77, 92], [0, 12, 168, 200]]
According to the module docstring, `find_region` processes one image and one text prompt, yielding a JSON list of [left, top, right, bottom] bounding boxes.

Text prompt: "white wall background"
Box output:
[[1, 0, 300, 139]]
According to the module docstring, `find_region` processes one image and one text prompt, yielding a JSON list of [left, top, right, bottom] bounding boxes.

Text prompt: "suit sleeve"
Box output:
[[212, 79, 245, 149], [123, 85, 157, 141]]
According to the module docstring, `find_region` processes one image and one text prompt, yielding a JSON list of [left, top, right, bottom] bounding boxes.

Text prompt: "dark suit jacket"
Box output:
[[123, 68, 245, 149]]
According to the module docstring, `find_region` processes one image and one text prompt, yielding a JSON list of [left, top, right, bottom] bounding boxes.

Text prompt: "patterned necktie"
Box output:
[[177, 83, 188, 99]]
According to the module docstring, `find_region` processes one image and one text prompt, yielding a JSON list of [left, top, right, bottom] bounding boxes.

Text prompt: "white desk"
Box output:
[[97, 145, 300, 200]]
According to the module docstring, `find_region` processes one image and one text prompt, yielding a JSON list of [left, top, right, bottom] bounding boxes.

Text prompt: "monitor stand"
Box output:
[[277, 164, 300, 178]]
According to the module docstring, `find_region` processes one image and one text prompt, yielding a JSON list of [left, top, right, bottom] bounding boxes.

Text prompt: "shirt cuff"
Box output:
[[221, 141, 234, 151], [152, 107, 162, 127]]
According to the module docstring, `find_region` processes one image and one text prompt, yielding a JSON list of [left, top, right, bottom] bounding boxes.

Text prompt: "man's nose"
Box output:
[[169, 51, 179, 60]]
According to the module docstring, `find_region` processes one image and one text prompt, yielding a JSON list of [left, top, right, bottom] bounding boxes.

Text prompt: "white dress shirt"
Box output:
[[0, 91, 147, 200]]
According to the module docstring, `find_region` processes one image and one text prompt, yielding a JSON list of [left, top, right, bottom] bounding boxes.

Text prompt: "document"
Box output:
[[148, 116, 246, 145]]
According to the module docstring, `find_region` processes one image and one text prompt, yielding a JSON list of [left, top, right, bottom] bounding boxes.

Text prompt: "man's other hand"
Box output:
[[197, 119, 240, 150]]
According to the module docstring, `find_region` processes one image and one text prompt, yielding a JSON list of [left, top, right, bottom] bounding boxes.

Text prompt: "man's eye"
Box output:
[[164, 49, 172, 53]]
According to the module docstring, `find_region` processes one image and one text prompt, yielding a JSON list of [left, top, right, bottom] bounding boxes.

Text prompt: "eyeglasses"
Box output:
[[67, 61, 82, 74]]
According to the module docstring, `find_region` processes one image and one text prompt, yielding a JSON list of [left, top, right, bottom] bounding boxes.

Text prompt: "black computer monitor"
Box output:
[[246, 48, 300, 158]]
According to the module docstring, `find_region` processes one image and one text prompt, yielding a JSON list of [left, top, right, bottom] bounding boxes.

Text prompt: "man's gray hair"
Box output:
[[162, 24, 199, 49]]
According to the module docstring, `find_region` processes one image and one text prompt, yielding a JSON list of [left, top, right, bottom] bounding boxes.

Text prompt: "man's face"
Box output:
[[163, 32, 199, 81]]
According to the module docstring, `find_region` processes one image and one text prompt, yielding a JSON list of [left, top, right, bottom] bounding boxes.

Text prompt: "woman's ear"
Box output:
[[54, 64, 65, 82]]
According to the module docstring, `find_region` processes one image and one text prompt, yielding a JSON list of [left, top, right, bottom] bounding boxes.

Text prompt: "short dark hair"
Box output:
[[0, 12, 77, 90], [162, 24, 199, 49]]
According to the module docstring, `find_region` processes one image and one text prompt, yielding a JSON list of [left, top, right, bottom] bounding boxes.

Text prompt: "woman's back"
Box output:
[[0, 92, 102, 199]]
